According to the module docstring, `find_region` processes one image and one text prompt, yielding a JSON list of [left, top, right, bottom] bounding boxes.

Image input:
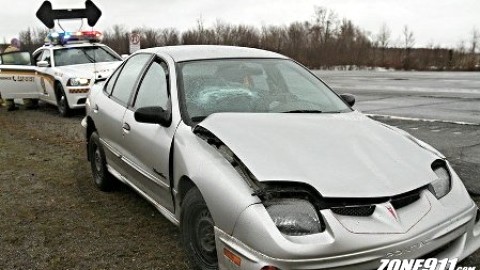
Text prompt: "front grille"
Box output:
[[331, 205, 376, 216], [391, 192, 421, 209], [329, 188, 423, 217]]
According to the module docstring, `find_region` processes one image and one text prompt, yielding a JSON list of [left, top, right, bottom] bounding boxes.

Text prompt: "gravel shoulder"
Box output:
[[0, 104, 478, 269]]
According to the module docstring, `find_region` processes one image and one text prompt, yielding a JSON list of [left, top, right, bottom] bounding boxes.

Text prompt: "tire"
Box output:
[[181, 187, 218, 270], [5, 99, 16, 111], [88, 131, 116, 191], [55, 83, 71, 117], [24, 98, 39, 109]]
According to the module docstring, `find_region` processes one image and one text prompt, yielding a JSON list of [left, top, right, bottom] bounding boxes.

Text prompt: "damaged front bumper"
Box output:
[[214, 165, 480, 270], [215, 202, 480, 270]]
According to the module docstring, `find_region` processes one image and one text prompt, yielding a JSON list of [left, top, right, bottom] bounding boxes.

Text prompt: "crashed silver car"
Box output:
[[82, 45, 480, 269]]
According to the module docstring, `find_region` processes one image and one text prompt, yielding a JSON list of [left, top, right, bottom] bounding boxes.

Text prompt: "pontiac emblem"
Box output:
[[385, 204, 398, 221]]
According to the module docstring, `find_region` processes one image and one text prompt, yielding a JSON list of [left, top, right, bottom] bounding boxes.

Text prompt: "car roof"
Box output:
[[139, 45, 288, 62]]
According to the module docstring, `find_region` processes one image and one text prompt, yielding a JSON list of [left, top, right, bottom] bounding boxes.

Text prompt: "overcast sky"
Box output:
[[1, 0, 478, 48]]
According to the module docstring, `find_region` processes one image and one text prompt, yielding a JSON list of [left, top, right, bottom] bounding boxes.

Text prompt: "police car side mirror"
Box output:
[[37, 61, 49, 68]]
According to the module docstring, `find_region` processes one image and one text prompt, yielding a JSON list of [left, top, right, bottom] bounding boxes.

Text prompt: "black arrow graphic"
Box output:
[[36, 0, 102, 29]]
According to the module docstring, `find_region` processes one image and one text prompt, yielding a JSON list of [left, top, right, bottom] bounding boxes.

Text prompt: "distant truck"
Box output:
[[0, 31, 122, 116]]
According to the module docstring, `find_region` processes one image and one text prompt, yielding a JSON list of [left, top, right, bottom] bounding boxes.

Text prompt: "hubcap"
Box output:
[[194, 209, 217, 263], [94, 147, 102, 172], [59, 96, 66, 112]]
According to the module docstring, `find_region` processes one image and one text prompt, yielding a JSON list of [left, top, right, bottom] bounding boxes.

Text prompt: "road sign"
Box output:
[[36, 0, 102, 29], [129, 32, 141, 54]]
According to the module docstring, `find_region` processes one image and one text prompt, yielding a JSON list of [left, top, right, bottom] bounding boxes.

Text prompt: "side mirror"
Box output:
[[134, 106, 171, 126], [340, 93, 355, 107], [37, 60, 49, 67]]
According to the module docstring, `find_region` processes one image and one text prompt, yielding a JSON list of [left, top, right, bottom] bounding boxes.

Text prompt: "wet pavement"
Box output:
[[315, 70, 480, 125]]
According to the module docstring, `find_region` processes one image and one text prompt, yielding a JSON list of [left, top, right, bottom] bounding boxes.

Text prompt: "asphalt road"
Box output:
[[315, 70, 480, 125]]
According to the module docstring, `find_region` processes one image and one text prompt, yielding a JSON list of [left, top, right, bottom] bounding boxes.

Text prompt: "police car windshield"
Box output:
[[53, 46, 121, 66]]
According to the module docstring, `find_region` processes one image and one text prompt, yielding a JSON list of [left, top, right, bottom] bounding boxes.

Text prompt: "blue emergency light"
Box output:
[[46, 30, 102, 45]]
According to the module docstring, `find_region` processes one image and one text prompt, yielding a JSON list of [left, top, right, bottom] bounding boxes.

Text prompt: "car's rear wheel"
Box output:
[[181, 187, 218, 270], [55, 83, 71, 117], [88, 131, 115, 191]]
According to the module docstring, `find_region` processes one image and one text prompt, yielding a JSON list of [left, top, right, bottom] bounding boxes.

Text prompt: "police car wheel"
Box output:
[[55, 83, 71, 117], [88, 131, 116, 192]]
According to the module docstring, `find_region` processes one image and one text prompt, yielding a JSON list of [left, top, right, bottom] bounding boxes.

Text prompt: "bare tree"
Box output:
[[159, 28, 179, 46], [402, 25, 415, 49], [467, 28, 479, 70], [377, 23, 391, 49], [312, 6, 338, 45], [470, 28, 479, 54], [402, 25, 415, 69], [376, 23, 391, 67]]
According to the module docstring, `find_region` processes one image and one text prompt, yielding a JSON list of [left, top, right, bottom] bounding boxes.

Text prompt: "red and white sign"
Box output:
[[129, 32, 141, 54]]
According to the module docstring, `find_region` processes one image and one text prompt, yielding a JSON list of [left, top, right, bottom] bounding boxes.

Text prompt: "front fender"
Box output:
[[172, 123, 261, 234]]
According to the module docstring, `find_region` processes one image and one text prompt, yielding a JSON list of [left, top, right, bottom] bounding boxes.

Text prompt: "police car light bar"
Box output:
[[47, 31, 103, 45]]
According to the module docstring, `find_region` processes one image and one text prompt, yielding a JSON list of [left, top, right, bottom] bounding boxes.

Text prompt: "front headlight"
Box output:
[[265, 198, 324, 236], [429, 161, 452, 199], [67, 78, 90, 86]]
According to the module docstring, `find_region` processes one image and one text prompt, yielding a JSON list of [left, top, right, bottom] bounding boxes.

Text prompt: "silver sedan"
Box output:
[[82, 45, 480, 269]]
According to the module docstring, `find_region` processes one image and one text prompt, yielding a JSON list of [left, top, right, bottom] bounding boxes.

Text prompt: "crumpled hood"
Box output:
[[56, 61, 121, 80], [198, 111, 441, 198]]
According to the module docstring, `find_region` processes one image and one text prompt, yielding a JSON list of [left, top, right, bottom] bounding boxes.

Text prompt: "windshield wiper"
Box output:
[[282, 110, 323, 113], [80, 49, 96, 63]]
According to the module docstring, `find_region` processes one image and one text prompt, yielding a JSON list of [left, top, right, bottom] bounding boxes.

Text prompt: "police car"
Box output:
[[0, 31, 123, 116]]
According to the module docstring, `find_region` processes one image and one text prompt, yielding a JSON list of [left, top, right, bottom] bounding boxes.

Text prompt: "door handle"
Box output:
[[122, 123, 131, 131]]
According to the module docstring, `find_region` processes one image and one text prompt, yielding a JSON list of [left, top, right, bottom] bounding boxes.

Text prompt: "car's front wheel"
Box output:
[[88, 131, 116, 191], [181, 187, 218, 270]]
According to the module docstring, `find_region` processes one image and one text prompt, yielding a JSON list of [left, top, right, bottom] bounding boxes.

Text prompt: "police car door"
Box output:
[[0, 51, 39, 100], [33, 49, 56, 104]]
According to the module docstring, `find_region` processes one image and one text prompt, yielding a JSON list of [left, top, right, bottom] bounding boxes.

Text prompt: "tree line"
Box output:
[[12, 7, 480, 71]]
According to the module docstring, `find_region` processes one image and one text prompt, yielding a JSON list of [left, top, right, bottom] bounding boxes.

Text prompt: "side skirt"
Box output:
[[106, 164, 180, 226]]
